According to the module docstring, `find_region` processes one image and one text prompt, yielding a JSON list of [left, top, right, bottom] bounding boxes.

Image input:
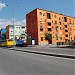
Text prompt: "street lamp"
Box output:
[[6, 4, 19, 46]]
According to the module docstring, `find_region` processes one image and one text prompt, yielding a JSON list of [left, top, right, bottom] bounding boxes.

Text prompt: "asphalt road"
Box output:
[[0, 48, 74, 75]]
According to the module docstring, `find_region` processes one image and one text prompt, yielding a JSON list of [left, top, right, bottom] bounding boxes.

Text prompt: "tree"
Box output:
[[45, 33, 52, 44], [26, 35, 31, 44]]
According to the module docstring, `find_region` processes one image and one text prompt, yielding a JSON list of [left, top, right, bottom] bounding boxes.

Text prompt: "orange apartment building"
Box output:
[[26, 8, 75, 45]]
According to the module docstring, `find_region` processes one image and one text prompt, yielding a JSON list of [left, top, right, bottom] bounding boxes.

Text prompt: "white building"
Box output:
[[6, 25, 27, 42]]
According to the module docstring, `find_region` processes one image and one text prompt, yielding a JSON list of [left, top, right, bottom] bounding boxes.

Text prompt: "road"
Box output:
[[0, 48, 74, 75]]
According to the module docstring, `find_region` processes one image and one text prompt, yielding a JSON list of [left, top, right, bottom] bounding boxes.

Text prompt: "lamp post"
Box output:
[[6, 4, 15, 40]]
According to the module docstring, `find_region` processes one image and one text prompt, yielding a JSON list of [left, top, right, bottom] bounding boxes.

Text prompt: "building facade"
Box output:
[[26, 8, 75, 45], [6, 25, 27, 42], [21, 26, 27, 42]]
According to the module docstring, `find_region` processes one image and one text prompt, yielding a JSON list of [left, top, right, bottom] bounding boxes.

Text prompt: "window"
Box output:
[[65, 30, 68, 32], [56, 37, 58, 40], [32, 14, 34, 16], [52, 15, 53, 17], [60, 27, 62, 30], [59, 17, 61, 20], [59, 22, 61, 25], [47, 22, 51, 26], [48, 28, 51, 31], [41, 37, 43, 41], [55, 21, 57, 24], [27, 16, 30, 19], [71, 37, 72, 40], [40, 26, 43, 31], [65, 35, 68, 37], [54, 15, 56, 18], [22, 27, 25, 28], [69, 19, 71, 22], [56, 26, 58, 30], [11, 31, 13, 32], [60, 37, 62, 40], [40, 12, 42, 15], [43, 13, 45, 16], [65, 25, 67, 28], [64, 17, 67, 22], [47, 13, 51, 19]]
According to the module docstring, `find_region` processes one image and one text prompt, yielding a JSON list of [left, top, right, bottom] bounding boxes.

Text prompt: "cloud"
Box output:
[[0, 18, 26, 29], [14, 19, 26, 25], [0, 2, 6, 10]]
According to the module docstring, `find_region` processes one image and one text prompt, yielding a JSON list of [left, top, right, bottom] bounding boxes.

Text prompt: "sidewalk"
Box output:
[[35, 45, 75, 48], [9, 46, 75, 59]]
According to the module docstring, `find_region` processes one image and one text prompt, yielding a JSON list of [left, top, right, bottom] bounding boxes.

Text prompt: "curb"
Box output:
[[9, 48, 75, 59]]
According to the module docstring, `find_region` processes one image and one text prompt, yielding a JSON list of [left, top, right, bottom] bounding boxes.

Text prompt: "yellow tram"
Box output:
[[0, 39, 14, 47]]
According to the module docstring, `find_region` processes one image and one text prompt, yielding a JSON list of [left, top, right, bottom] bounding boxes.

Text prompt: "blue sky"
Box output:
[[0, 0, 74, 28]]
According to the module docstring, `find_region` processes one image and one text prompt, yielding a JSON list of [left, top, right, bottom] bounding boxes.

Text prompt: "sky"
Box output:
[[0, 0, 74, 28]]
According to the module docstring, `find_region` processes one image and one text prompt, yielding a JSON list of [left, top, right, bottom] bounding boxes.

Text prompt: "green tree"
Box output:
[[45, 33, 52, 44], [26, 35, 31, 44]]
